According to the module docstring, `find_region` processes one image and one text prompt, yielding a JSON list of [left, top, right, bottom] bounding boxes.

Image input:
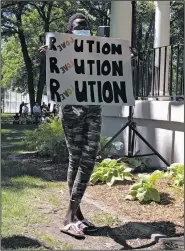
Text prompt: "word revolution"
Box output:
[[49, 37, 122, 55]]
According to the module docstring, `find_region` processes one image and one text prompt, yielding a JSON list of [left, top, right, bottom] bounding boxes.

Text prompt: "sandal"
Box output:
[[81, 218, 98, 232], [60, 221, 86, 239]]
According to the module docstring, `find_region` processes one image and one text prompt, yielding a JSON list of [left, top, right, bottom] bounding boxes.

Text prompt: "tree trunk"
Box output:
[[16, 7, 35, 112], [36, 9, 51, 105], [36, 54, 46, 105], [144, 18, 154, 51], [18, 31, 35, 112], [137, 20, 143, 53]]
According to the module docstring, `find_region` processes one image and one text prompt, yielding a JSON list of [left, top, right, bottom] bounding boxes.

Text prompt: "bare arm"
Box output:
[[39, 45, 48, 53]]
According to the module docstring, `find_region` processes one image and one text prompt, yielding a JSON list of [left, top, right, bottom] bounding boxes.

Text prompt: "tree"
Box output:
[[2, 1, 35, 110], [170, 1, 184, 45], [2, 0, 183, 105]]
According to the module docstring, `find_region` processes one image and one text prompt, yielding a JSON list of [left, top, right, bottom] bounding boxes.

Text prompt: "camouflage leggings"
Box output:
[[62, 105, 102, 202]]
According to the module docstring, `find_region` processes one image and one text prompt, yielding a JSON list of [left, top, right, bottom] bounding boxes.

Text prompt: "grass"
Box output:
[[1, 126, 125, 250], [1, 127, 70, 250], [1, 113, 14, 117], [35, 233, 73, 250]]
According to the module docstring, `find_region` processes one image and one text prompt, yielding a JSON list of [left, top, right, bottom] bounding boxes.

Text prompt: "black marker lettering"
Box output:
[[50, 79, 61, 102], [57, 45, 62, 51], [74, 39, 84, 52], [75, 81, 87, 102], [112, 44, 122, 55], [61, 66, 65, 74], [61, 41, 66, 49], [49, 37, 57, 51], [97, 81, 103, 102], [87, 40, 94, 52], [101, 60, 111, 75], [60, 94, 65, 100], [112, 61, 123, 76], [49, 57, 60, 73], [97, 41, 100, 53], [96, 60, 101, 75], [102, 81, 113, 103], [88, 81, 96, 102], [102, 43, 111, 55], [87, 60, 95, 75], [113, 81, 127, 103], [74, 59, 85, 74]]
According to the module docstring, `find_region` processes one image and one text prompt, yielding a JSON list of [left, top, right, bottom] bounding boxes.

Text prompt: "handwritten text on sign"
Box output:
[[46, 33, 134, 106]]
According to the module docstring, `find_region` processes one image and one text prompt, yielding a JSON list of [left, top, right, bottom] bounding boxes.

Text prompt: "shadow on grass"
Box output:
[[2, 180, 47, 191], [2, 144, 27, 153], [88, 221, 181, 250], [1, 124, 38, 130], [1, 235, 49, 250], [2, 126, 68, 183], [2, 158, 67, 185]]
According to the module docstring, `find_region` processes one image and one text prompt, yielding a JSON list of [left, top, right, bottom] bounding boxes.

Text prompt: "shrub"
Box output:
[[126, 170, 164, 203], [118, 156, 151, 172], [24, 118, 68, 162], [90, 158, 133, 186], [98, 137, 124, 159], [98, 136, 114, 159], [165, 163, 184, 187]]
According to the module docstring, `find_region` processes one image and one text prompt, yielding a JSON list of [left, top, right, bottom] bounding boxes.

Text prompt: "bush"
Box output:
[[117, 156, 151, 172], [98, 136, 114, 159], [90, 158, 133, 186], [165, 163, 184, 187], [24, 118, 68, 162], [126, 170, 164, 203], [98, 137, 124, 159]]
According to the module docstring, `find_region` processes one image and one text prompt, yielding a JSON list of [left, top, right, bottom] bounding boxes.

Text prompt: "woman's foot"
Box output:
[[60, 220, 85, 239], [75, 206, 98, 233], [74, 216, 98, 233], [61, 200, 86, 238]]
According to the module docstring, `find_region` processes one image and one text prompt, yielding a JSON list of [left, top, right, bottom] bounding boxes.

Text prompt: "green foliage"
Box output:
[[2, 1, 183, 97], [165, 163, 184, 187], [136, 1, 155, 50], [24, 118, 67, 161], [170, 1, 184, 45], [2, 36, 24, 89], [99, 136, 114, 159], [127, 170, 164, 203], [90, 158, 133, 186], [118, 156, 151, 171]]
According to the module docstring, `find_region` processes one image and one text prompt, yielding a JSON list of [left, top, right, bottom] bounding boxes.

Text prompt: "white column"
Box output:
[[154, 1, 170, 97], [110, 1, 132, 44]]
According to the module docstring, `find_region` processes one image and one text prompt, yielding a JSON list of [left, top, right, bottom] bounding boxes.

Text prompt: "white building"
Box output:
[[100, 1, 184, 167], [2, 89, 48, 113]]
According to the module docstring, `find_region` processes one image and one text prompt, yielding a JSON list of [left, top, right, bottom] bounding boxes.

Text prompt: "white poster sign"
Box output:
[[46, 32, 135, 106]]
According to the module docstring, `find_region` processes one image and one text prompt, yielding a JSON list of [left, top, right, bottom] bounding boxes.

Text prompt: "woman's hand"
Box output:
[[39, 45, 48, 53], [129, 47, 138, 58]]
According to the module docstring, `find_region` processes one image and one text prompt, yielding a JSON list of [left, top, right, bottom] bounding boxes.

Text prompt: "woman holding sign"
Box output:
[[40, 13, 101, 238]]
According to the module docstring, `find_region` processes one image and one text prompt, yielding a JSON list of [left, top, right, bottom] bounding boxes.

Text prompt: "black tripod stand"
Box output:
[[99, 1, 170, 168]]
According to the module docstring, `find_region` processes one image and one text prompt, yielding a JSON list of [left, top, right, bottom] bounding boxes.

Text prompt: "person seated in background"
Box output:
[[22, 103, 29, 118], [41, 102, 46, 111], [33, 102, 41, 125], [19, 101, 24, 116], [53, 104, 58, 116], [42, 103, 50, 118], [13, 113, 20, 124]]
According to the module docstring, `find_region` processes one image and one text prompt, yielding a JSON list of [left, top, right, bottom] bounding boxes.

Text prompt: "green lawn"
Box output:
[[1, 128, 72, 250], [1, 113, 14, 117]]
